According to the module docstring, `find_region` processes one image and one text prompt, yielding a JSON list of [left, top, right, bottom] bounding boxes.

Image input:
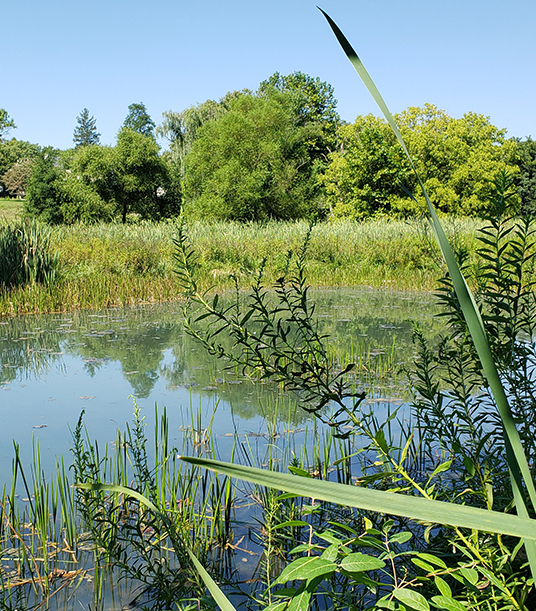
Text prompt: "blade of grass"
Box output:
[[180, 457, 536, 542], [318, 6, 536, 577], [76, 482, 239, 611]]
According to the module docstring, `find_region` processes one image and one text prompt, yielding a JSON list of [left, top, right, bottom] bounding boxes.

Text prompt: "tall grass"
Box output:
[[0, 218, 482, 316], [0, 220, 59, 289]]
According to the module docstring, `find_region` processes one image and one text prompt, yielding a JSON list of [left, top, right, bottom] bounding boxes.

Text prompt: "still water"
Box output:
[[0, 289, 438, 486]]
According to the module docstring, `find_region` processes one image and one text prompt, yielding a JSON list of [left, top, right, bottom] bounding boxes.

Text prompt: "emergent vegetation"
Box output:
[[0, 217, 482, 316]]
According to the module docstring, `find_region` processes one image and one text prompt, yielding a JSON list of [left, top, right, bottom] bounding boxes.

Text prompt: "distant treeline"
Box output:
[[1, 73, 535, 223]]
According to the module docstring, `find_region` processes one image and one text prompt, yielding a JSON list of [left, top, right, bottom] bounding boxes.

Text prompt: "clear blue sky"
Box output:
[[3, 0, 535, 150]]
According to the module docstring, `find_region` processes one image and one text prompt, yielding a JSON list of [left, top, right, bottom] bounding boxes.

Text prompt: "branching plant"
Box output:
[[174, 220, 366, 435]]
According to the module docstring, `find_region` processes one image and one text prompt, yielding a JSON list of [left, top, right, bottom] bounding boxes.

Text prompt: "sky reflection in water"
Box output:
[[0, 289, 438, 484]]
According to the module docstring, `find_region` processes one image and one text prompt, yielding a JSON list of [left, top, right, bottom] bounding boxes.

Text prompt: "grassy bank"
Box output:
[[0, 198, 23, 223], [0, 217, 481, 316]]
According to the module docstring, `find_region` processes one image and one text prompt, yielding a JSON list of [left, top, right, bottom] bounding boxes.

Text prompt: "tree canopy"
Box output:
[[26, 131, 177, 224], [321, 104, 517, 218], [183, 88, 327, 221], [516, 137, 536, 216], [0, 138, 40, 196], [18, 72, 530, 223], [0, 109, 16, 140]]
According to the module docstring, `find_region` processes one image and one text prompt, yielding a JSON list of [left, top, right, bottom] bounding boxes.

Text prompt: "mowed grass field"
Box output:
[[0, 206, 483, 316], [0, 198, 23, 223]]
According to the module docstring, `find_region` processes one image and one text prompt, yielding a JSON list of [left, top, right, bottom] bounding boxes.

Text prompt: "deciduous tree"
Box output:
[[183, 90, 326, 221], [25, 149, 66, 223], [1, 158, 34, 197], [0, 139, 40, 196], [0, 109, 16, 140], [321, 104, 517, 218], [515, 137, 536, 216], [114, 127, 173, 222]]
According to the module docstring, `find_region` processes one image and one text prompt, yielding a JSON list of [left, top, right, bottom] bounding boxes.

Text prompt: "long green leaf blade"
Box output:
[[77, 482, 239, 611], [318, 7, 536, 577], [180, 457, 536, 541]]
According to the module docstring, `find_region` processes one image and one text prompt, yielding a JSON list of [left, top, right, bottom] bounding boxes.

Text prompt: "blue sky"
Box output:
[[3, 0, 535, 149]]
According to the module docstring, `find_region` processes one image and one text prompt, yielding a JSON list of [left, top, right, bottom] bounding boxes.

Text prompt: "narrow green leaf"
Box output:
[[76, 483, 238, 611], [434, 576, 452, 598], [319, 7, 536, 580], [321, 543, 340, 562], [374, 429, 389, 453], [411, 558, 435, 573], [429, 461, 452, 480], [458, 567, 479, 586], [430, 595, 467, 611], [272, 520, 309, 530], [286, 586, 311, 611], [180, 456, 536, 541], [76, 483, 161, 515], [389, 531, 413, 545], [414, 553, 447, 569], [274, 557, 336, 584], [264, 603, 288, 611], [186, 548, 239, 611]]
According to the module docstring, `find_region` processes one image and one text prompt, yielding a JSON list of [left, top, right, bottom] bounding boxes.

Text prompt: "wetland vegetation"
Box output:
[[1, 8, 536, 611]]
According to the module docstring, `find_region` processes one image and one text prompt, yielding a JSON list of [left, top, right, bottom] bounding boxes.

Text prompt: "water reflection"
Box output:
[[0, 289, 441, 482]]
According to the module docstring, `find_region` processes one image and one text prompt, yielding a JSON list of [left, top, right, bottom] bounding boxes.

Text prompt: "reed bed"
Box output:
[[0, 217, 481, 317], [0, 395, 379, 609]]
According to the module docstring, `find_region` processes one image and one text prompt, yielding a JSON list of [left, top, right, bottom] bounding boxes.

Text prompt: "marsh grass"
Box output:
[[0, 395, 381, 609], [0, 218, 482, 316]]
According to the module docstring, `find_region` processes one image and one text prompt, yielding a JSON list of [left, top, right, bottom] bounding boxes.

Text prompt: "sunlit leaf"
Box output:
[[339, 552, 385, 572]]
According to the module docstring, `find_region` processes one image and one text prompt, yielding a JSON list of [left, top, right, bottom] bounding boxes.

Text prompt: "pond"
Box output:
[[0, 289, 439, 483], [0, 288, 441, 608]]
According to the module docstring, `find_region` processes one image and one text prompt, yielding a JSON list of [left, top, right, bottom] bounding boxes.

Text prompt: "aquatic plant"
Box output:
[[0, 219, 58, 289]]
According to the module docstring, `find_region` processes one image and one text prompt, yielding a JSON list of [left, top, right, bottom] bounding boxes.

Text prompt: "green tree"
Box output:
[[0, 139, 40, 196], [259, 71, 340, 152], [25, 149, 66, 223], [1, 158, 34, 197], [515, 137, 536, 216], [0, 109, 16, 140], [319, 115, 412, 219], [114, 127, 173, 222], [321, 104, 517, 218], [398, 104, 516, 215], [61, 145, 117, 223], [26, 131, 178, 224], [122, 103, 156, 138], [183, 90, 325, 221], [158, 99, 227, 174], [73, 108, 101, 147]]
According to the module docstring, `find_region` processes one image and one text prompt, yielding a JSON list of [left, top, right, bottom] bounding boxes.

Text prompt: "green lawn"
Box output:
[[0, 198, 24, 222]]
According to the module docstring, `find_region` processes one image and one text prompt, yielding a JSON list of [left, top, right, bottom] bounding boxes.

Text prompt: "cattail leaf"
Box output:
[[180, 457, 536, 541], [319, 6, 536, 579]]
